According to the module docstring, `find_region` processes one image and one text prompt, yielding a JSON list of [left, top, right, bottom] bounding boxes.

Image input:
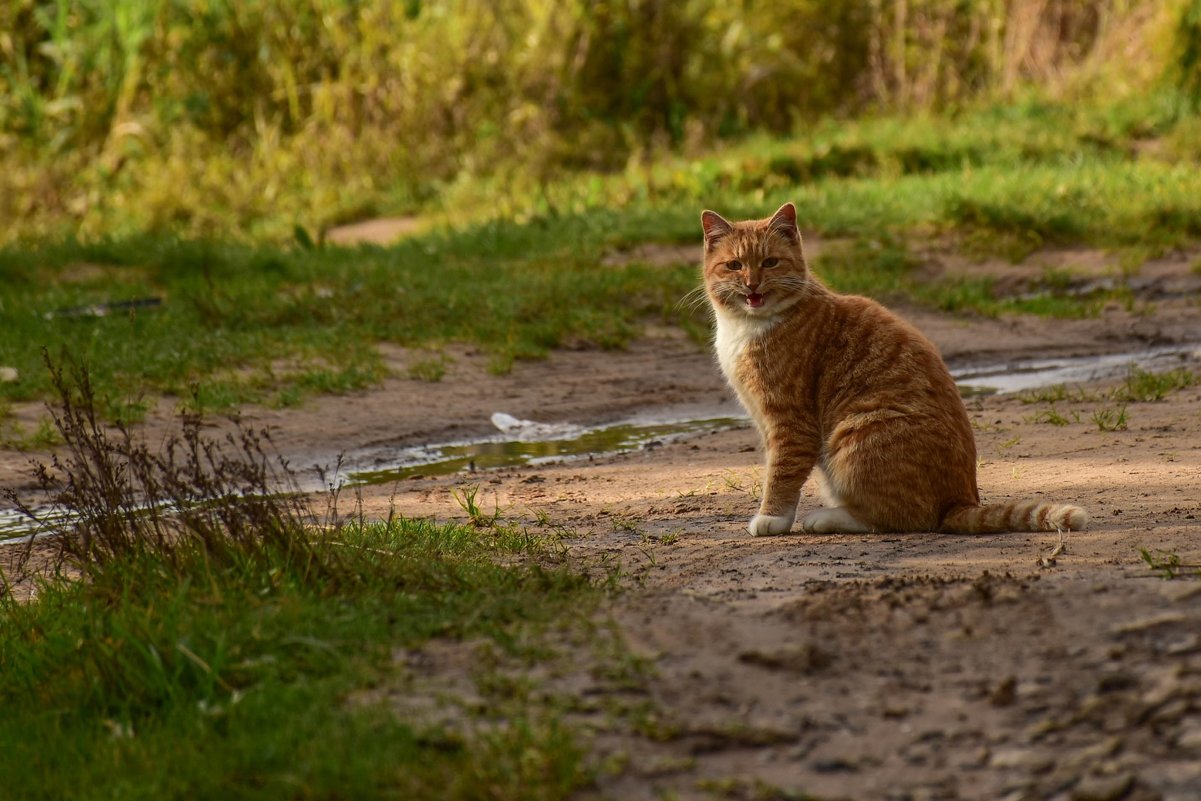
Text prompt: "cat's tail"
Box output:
[[940, 500, 1089, 534]]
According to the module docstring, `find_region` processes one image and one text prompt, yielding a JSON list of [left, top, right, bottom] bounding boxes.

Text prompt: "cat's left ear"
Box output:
[[701, 210, 734, 251], [768, 202, 801, 245]]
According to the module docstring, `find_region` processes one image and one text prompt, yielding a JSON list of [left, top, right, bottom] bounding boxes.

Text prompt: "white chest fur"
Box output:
[[712, 308, 776, 386], [712, 308, 777, 431]]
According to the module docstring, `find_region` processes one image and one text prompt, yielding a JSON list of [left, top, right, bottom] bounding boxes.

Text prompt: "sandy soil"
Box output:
[[3, 244, 1201, 800]]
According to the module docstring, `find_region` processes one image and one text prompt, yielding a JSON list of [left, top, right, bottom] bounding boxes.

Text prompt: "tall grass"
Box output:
[[0, 0, 1193, 243], [0, 352, 601, 798], [1, 351, 334, 587]]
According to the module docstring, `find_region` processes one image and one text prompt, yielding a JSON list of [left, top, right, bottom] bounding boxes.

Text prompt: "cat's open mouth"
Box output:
[[745, 292, 765, 309]]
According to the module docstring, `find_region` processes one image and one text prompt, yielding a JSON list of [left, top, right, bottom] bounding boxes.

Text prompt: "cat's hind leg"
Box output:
[[819, 412, 950, 532], [800, 507, 873, 533]]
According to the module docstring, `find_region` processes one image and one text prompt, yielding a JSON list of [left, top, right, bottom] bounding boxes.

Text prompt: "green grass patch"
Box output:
[[0, 365, 610, 798], [3, 97, 1201, 416], [0, 226, 702, 417], [1112, 366, 1200, 402], [3, 3, 1193, 245], [1139, 547, 1201, 580], [1018, 385, 1097, 405], [0, 517, 596, 800], [1017, 365, 1195, 433]]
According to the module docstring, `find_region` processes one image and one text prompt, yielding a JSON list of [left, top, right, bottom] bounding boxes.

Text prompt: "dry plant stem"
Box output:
[[1, 351, 344, 596]]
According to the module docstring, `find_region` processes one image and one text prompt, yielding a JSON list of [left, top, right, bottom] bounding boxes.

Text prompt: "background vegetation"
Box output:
[[2, 0, 1199, 242], [1, 0, 1199, 426]]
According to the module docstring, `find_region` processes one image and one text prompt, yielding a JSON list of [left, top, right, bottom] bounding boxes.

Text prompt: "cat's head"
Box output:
[[700, 203, 810, 318]]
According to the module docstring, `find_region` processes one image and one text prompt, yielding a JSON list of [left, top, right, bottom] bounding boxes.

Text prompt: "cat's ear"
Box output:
[[701, 210, 733, 251], [767, 202, 801, 245]]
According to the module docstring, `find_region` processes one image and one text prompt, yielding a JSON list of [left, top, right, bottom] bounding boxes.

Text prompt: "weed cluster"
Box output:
[[1140, 547, 1201, 579], [1111, 366, 1200, 402], [0, 356, 602, 798], [1021, 366, 1197, 432], [2, 353, 339, 591]]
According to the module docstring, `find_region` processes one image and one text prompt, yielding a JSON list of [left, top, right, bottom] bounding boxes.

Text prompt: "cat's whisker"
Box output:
[[675, 286, 711, 313]]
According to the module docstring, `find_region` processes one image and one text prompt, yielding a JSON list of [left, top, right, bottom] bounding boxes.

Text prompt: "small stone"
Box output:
[[990, 676, 1018, 707], [1062, 736, 1123, 772], [811, 756, 859, 773], [1149, 698, 1190, 724], [1160, 583, 1201, 603], [990, 747, 1055, 773], [1176, 726, 1201, 750], [1071, 773, 1134, 801], [1139, 667, 1184, 708], [1111, 612, 1187, 635], [998, 791, 1033, 801], [0, 366, 17, 382], [1166, 635, 1201, 655]]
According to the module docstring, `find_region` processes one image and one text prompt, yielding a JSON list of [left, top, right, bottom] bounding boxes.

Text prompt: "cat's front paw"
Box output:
[[747, 512, 795, 537]]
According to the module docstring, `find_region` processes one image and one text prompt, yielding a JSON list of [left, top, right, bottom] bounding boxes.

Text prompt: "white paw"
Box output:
[[748, 512, 795, 537], [800, 507, 872, 534]]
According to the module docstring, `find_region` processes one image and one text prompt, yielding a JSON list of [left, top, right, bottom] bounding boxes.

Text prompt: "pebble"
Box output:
[[1071, 773, 1134, 801], [990, 675, 1018, 707], [1061, 736, 1122, 772], [0, 366, 17, 382], [1176, 725, 1201, 750], [1159, 583, 1201, 603], [990, 747, 1055, 773], [1111, 612, 1187, 635]]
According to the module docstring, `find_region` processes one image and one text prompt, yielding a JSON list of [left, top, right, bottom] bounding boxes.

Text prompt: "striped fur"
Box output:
[[941, 501, 1089, 534], [700, 203, 1088, 535]]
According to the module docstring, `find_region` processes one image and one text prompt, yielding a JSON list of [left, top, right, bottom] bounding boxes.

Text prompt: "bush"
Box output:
[[0, 0, 1186, 242]]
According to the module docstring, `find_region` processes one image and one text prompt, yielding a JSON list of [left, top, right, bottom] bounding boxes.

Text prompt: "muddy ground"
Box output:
[[3, 243, 1201, 800]]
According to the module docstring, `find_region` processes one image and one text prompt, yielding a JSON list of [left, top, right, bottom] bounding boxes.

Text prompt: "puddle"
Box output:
[[950, 344, 1201, 395], [0, 505, 72, 541], [344, 415, 745, 486], [3, 343, 1200, 541], [339, 344, 1201, 487]]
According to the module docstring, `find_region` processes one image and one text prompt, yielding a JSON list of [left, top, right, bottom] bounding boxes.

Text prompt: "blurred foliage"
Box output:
[[0, 0, 1196, 242], [1175, 0, 1201, 108]]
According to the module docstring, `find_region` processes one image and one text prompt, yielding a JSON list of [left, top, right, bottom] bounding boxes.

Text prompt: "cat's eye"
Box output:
[[724, 260, 743, 271], [761, 257, 779, 268]]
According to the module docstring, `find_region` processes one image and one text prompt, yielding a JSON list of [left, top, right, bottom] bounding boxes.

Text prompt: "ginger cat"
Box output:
[[700, 202, 1088, 535]]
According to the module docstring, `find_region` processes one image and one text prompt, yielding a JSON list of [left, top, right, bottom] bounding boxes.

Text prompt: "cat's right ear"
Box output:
[[701, 210, 733, 251]]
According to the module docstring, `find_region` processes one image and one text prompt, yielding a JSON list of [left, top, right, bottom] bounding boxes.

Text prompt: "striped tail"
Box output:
[[940, 500, 1089, 534]]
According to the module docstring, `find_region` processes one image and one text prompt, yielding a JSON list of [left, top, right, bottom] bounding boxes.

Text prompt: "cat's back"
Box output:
[[813, 292, 963, 410], [739, 290, 965, 432]]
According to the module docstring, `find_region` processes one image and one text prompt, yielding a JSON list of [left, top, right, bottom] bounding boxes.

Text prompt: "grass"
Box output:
[[1112, 366, 1200, 402], [1092, 404, 1130, 432], [0, 8, 1197, 427], [4, 90, 1201, 424], [0, 362, 608, 799], [1022, 365, 1197, 432], [2, 88, 1201, 422], [0, 517, 598, 801], [1032, 405, 1075, 427], [0, 224, 699, 419], [1139, 547, 1201, 580]]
